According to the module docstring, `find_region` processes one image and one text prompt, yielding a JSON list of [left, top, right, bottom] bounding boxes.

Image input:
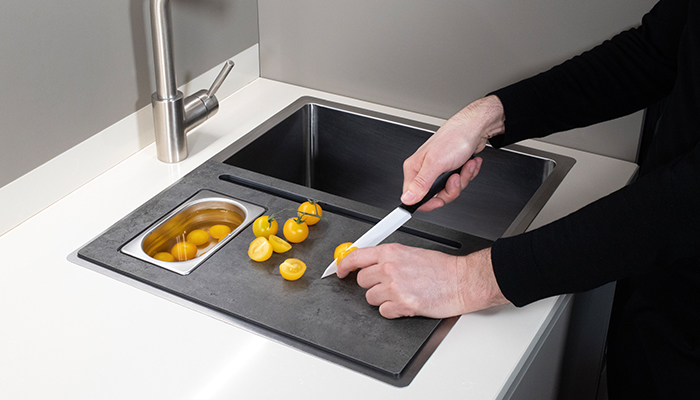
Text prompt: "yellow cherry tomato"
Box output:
[[209, 224, 232, 241], [283, 218, 309, 243], [269, 234, 292, 253], [279, 258, 307, 281], [186, 229, 210, 246], [153, 252, 175, 262], [337, 246, 357, 264], [252, 216, 279, 238], [334, 242, 354, 260], [248, 237, 273, 262], [171, 241, 198, 261], [297, 201, 323, 225]]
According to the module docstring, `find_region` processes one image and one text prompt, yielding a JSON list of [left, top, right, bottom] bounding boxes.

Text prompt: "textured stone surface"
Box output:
[[78, 160, 491, 378]]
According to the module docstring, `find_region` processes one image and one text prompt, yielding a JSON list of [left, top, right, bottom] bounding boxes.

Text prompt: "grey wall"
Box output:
[[2, 0, 658, 190], [259, 0, 658, 161], [0, 0, 258, 189]]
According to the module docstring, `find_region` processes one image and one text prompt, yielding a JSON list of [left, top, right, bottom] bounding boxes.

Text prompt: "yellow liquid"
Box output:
[[143, 208, 244, 262]]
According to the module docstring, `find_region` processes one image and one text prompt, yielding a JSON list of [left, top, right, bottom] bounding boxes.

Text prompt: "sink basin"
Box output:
[[212, 97, 575, 240]]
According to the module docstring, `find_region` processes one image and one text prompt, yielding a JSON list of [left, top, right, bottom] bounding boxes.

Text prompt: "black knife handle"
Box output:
[[399, 167, 462, 214]]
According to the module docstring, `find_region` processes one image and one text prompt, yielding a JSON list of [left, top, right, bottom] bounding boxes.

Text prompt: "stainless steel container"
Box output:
[[121, 190, 265, 275]]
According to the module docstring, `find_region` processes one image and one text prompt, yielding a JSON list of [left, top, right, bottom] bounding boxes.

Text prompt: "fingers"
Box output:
[[336, 246, 377, 279], [379, 302, 411, 319], [400, 154, 446, 206], [337, 246, 395, 286], [364, 279, 390, 304], [401, 152, 423, 196], [366, 283, 417, 319], [415, 157, 482, 212], [462, 156, 483, 187], [361, 267, 416, 319], [337, 243, 428, 319]]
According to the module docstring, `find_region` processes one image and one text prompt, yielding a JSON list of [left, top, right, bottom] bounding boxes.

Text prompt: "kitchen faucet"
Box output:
[[150, 0, 234, 163]]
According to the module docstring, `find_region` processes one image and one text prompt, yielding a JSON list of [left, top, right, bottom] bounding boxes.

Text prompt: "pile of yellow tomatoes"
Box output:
[[247, 200, 323, 281], [247, 200, 358, 281], [153, 224, 232, 262]]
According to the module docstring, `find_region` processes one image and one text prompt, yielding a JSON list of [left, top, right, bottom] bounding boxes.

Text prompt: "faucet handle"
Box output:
[[183, 60, 235, 132], [206, 60, 235, 98]]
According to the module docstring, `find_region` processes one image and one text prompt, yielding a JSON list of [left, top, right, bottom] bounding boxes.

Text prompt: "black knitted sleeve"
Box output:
[[486, 0, 699, 306], [489, 0, 685, 148]]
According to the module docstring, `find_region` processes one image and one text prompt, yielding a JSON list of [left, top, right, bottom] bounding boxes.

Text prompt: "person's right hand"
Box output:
[[401, 95, 506, 212]]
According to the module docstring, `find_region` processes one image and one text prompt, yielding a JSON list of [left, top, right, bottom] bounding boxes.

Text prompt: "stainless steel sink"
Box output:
[[212, 97, 575, 240], [73, 96, 576, 387]]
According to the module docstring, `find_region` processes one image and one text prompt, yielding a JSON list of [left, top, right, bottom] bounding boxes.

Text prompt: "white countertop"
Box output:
[[0, 78, 638, 399]]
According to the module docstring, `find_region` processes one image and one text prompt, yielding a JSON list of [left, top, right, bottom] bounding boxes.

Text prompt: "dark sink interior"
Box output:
[[214, 97, 574, 240]]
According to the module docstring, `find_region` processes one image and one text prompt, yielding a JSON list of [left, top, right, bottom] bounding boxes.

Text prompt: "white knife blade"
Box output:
[[320, 166, 462, 279], [321, 207, 412, 278]]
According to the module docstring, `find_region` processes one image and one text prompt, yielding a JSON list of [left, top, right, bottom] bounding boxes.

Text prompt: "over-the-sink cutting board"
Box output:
[[77, 161, 491, 382]]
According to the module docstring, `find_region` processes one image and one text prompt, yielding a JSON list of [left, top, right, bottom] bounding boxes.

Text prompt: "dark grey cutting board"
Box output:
[[77, 161, 491, 382]]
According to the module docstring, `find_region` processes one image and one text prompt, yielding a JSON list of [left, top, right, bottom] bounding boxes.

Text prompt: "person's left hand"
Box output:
[[336, 244, 508, 319]]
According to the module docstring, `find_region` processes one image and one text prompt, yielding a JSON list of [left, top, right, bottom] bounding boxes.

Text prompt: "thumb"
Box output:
[[401, 164, 444, 205]]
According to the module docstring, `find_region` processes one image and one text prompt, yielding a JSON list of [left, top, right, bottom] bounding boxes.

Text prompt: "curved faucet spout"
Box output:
[[149, 0, 235, 163], [150, 0, 178, 100]]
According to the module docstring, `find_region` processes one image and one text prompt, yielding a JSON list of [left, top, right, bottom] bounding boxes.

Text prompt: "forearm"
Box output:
[[457, 248, 509, 314], [454, 95, 507, 149]]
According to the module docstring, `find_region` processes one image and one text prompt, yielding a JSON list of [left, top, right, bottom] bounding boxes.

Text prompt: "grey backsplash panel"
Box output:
[[0, 0, 258, 188], [258, 0, 654, 162]]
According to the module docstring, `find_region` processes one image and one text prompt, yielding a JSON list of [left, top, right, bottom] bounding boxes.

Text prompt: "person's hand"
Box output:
[[401, 95, 505, 212], [336, 244, 509, 319]]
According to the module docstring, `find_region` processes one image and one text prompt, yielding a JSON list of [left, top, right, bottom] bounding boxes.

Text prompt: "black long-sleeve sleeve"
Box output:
[[492, 138, 700, 305], [488, 0, 700, 306], [481, 1, 700, 395]]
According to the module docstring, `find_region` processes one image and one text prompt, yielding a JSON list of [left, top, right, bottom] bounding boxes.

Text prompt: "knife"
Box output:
[[321, 167, 461, 278]]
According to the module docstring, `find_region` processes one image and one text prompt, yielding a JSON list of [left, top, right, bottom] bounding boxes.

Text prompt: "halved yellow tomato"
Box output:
[[269, 234, 292, 253], [248, 237, 273, 262], [279, 258, 307, 281]]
